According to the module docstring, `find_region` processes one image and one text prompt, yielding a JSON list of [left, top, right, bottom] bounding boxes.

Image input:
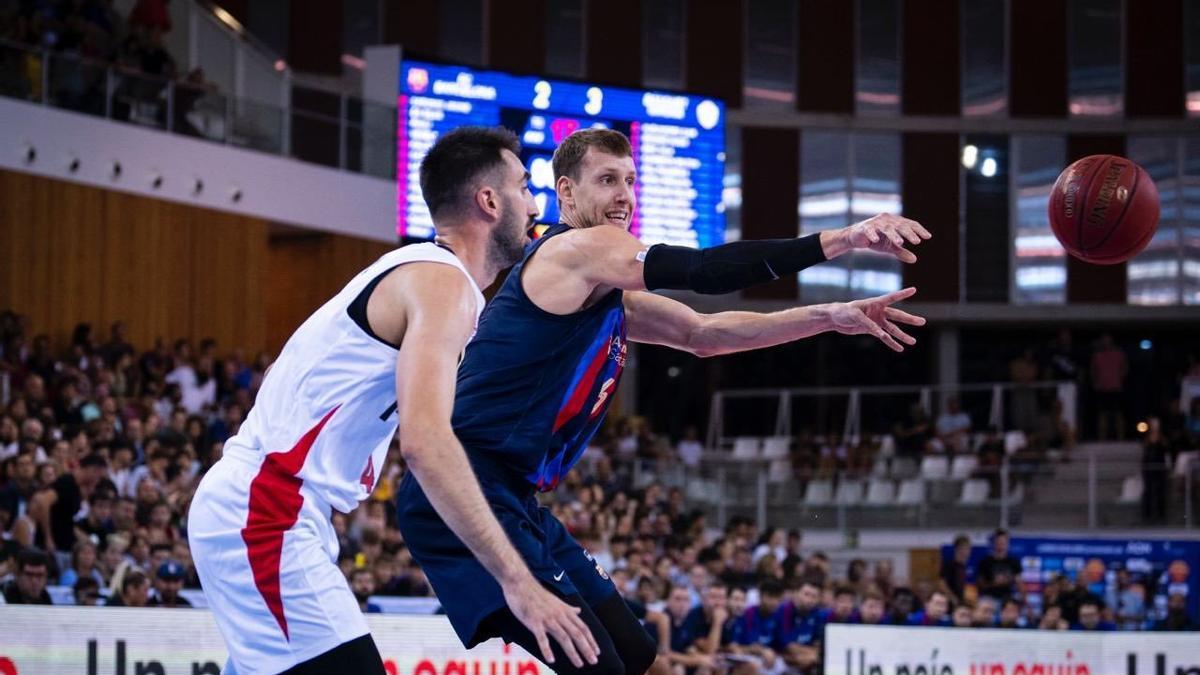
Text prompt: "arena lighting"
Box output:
[[274, 59, 286, 72], [980, 157, 998, 178], [212, 6, 243, 32], [961, 144, 978, 169], [1140, 339, 1153, 350], [1137, 421, 1149, 433]]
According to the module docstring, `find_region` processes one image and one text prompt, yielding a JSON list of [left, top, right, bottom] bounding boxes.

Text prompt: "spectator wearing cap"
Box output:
[[2, 548, 52, 604], [977, 528, 1021, 602], [108, 569, 150, 607], [1071, 596, 1116, 631], [778, 578, 825, 672], [148, 560, 191, 607]]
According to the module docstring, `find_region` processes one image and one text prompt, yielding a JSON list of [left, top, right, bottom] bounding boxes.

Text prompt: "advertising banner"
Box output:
[[942, 536, 1200, 622], [824, 624, 1200, 675], [0, 606, 544, 675]]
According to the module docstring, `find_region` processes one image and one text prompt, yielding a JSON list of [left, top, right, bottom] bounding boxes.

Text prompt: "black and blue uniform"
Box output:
[[396, 225, 632, 652]]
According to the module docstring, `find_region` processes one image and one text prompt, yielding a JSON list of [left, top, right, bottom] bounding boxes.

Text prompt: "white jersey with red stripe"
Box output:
[[188, 242, 483, 674], [223, 242, 485, 513]]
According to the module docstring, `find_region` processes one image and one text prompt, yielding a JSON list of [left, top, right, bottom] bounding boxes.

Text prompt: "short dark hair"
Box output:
[[953, 534, 970, 548], [122, 570, 148, 593], [833, 585, 856, 599], [759, 579, 785, 598], [551, 128, 632, 182], [17, 548, 49, 571], [992, 528, 1009, 540], [419, 126, 521, 218]]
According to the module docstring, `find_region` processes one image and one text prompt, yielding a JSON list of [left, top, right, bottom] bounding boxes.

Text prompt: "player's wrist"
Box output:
[[820, 228, 851, 259]]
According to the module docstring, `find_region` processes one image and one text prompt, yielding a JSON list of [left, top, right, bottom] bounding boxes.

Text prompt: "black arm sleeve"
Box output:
[[642, 233, 827, 295]]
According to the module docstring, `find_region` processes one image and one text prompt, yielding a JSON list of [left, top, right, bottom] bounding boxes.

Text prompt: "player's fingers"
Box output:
[[885, 307, 926, 326], [879, 286, 917, 305], [887, 228, 906, 247], [902, 217, 933, 239], [548, 621, 585, 668], [900, 225, 922, 245], [532, 624, 555, 665], [563, 613, 600, 664], [869, 323, 903, 352], [884, 320, 917, 345], [893, 247, 917, 264], [865, 223, 880, 243]]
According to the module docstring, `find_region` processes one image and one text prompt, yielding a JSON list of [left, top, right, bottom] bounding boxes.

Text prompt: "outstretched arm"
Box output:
[[625, 287, 926, 357], [386, 264, 599, 667], [524, 214, 930, 313]]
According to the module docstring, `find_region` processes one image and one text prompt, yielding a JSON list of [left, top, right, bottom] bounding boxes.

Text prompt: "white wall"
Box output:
[[0, 97, 396, 243]]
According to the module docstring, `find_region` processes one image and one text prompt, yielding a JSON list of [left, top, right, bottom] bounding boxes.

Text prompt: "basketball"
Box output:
[[1048, 154, 1160, 265]]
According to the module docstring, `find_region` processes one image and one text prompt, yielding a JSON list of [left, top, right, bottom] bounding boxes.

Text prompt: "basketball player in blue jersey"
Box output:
[[396, 128, 930, 675]]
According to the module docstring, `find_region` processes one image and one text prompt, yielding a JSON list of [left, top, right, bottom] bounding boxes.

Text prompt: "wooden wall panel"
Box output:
[[0, 169, 269, 355], [264, 232, 394, 355]]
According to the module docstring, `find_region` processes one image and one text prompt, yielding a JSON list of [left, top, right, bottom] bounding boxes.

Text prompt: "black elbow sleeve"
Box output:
[[642, 234, 827, 295]]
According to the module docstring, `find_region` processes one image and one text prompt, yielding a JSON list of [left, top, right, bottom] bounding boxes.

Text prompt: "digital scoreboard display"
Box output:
[[397, 60, 726, 247]]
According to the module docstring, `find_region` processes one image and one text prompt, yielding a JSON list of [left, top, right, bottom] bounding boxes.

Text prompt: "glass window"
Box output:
[[964, 134, 1010, 302], [1012, 135, 1067, 304], [744, 0, 796, 108], [545, 0, 585, 78], [438, 0, 484, 66], [961, 0, 1007, 116], [1128, 137, 1182, 305], [1188, 0, 1200, 117], [799, 132, 902, 302], [723, 125, 742, 242], [856, 0, 901, 116], [1068, 0, 1123, 117], [643, 0, 684, 90], [1185, 137, 1200, 303]]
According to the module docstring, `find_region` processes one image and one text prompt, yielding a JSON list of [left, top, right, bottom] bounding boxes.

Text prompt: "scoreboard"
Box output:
[[397, 60, 726, 247]]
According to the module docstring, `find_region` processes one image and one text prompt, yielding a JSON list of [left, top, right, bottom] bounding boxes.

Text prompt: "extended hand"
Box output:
[[844, 213, 931, 263], [828, 287, 925, 352], [503, 579, 600, 667]]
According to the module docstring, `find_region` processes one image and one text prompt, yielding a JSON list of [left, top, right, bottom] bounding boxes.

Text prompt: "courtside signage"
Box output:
[[0, 606, 545, 675], [824, 624, 1200, 675]]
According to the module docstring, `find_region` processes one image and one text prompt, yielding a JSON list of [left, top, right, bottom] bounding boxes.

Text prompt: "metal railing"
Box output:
[[706, 380, 1078, 450], [607, 446, 1197, 534], [0, 38, 396, 179]]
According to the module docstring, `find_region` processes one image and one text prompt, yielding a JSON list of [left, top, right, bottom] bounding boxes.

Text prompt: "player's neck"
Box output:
[[433, 230, 498, 289]]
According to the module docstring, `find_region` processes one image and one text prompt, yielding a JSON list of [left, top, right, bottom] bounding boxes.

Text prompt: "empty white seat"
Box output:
[[958, 479, 991, 505], [835, 480, 865, 506], [877, 434, 896, 458], [871, 458, 890, 478], [1117, 475, 1143, 504], [732, 437, 762, 460], [1004, 431, 1028, 455], [761, 436, 791, 459], [891, 457, 918, 479], [920, 456, 950, 480], [803, 480, 834, 506], [767, 458, 793, 483], [895, 479, 926, 505], [865, 479, 896, 505], [950, 455, 978, 480]]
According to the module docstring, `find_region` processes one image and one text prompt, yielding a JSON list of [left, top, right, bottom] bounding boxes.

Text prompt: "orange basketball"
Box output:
[[1048, 154, 1160, 265]]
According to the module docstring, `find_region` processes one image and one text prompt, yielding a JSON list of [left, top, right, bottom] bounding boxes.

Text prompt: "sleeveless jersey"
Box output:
[[452, 224, 626, 493], [221, 243, 484, 513]]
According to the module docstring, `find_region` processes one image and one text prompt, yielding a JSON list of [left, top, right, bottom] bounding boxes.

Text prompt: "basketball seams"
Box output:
[[1072, 156, 1109, 252], [1083, 162, 1141, 253]]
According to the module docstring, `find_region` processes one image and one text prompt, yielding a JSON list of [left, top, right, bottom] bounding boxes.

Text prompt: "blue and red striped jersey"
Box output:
[[451, 224, 626, 492]]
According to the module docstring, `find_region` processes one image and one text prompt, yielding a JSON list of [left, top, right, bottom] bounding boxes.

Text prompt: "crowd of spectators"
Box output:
[[1, 310, 1196, 675], [0, 0, 213, 133]]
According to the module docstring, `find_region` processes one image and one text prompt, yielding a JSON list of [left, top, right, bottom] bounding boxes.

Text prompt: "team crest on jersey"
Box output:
[[608, 336, 627, 367], [359, 456, 375, 493], [584, 550, 610, 580]]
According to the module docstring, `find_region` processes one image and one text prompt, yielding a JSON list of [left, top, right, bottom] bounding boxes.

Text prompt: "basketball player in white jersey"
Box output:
[[188, 127, 601, 675]]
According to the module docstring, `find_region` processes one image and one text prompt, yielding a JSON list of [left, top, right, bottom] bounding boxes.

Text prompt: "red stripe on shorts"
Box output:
[[240, 405, 340, 641]]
